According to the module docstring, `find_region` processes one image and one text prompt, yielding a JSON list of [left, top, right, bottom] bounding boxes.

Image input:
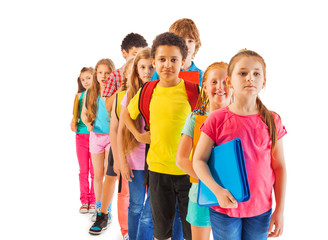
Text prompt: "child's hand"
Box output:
[[268, 209, 284, 238], [70, 119, 77, 132], [136, 131, 151, 144], [86, 122, 94, 132], [113, 159, 120, 176], [215, 188, 238, 208], [121, 161, 134, 182]]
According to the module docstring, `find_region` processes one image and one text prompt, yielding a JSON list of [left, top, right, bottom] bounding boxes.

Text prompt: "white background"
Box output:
[[1, 0, 327, 239]]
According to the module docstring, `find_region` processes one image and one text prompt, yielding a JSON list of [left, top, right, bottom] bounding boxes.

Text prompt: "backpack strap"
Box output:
[[190, 114, 208, 183], [138, 80, 160, 131], [184, 80, 199, 111], [115, 91, 126, 120]]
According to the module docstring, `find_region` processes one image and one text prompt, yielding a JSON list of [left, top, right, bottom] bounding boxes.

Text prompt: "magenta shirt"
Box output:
[[200, 106, 287, 218], [121, 94, 146, 170]]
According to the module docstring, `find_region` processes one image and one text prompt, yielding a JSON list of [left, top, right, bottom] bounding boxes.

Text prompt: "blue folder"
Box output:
[[197, 138, 250, 207]]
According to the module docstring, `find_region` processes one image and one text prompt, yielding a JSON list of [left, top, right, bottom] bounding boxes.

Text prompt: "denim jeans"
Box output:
[[128, 170, 153, 240], [172, 202, 183, 240], [209, 208, 272, 240]]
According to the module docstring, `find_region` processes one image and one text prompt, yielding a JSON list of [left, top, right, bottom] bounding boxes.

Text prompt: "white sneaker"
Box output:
[[91, 209, 99, 222], [123, 233, 129, 240], [88, 204, 96, 214]]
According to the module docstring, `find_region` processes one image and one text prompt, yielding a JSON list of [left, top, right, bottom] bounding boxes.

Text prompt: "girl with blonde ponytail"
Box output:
[[193, 50, 287, 239]]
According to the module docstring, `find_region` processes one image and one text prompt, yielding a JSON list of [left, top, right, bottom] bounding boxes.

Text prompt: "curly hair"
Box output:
[[151, 32, 188, 60], [121, 33, 148, 52]]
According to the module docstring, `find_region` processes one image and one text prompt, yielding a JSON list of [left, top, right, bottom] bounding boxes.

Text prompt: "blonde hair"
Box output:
[[86, 58, 115, 123], [194, 62, 228, 115], [122, 47, 151, 155], [169, 18, 201, 58], [121, 57, 135, 92], [227, 50, 278, 150]]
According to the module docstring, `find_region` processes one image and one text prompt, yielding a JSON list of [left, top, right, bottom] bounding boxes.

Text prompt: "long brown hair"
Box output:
[[122, 47, 151, 155], [227, 50, 278, 150], [194, 62, 228, 115], [86, 58, 115, 123]]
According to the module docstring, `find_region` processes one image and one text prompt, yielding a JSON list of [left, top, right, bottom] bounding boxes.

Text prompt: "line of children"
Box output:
[[71, 20, 287, 240], [176, 62, 232, 240]]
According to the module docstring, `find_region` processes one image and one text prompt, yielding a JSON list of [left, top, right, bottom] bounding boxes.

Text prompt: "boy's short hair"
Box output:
[[121, 33, 148, 52], [151, 32, 188, 60], [169, 18, 201, 57]]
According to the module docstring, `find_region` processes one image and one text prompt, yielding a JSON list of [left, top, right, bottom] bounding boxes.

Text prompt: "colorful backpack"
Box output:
[[139, 79, 200, 131]]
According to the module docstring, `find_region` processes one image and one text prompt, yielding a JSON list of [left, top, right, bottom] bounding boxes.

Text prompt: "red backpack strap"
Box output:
[[184, 80, 199, 111], [138, 80, 160, 131]]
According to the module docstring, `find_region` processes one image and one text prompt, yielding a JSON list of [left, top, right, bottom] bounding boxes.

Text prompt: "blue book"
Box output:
[[197, 138, 250, 207]]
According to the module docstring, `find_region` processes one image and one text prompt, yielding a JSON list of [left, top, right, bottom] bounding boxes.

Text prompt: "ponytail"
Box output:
[[256, 97, 278, 151]]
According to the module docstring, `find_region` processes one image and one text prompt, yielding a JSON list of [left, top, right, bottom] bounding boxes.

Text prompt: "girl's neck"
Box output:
[[182, 59, 192, 71], [229, 96, 258, 115], [99, 86, 105, 98], [208, 103, 227, 113]]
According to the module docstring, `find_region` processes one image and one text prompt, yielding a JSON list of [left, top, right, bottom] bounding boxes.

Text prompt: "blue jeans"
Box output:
[[172, 202, 183, 240], [209, 208, 272, 240], [128, 170, 153, 240]]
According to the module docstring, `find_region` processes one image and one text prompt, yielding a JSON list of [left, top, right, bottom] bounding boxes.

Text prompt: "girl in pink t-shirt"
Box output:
[[193, 50, 287, 240]]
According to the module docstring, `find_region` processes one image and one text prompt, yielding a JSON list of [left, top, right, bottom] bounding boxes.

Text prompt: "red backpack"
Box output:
[[139, 79, 199, 131]]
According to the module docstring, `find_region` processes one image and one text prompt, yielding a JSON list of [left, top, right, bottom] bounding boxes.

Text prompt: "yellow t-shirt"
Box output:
[[128, 80, 191, 175]]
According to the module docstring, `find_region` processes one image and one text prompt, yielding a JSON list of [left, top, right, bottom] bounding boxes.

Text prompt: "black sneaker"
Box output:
[[89, 212, 109, 235]]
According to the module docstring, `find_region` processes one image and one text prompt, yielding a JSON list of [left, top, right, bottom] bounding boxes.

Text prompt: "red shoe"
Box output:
[[79, 203, 89, 214]]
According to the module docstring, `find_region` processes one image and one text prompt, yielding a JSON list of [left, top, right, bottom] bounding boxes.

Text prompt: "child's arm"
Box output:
[[81, 92, 93, 131], [176, 134, 198, 179], [268, 138, 287, 238], [193, 132, 237, 209], [117, 105, 134, 182], [121, 107, 150, 144], [109, 95, 120, 175], [105, 94, 116, 113]]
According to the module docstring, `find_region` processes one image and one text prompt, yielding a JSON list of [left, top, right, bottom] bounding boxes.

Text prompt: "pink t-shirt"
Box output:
[[121, 94, 146, 170], [200, 106, 287, 218]]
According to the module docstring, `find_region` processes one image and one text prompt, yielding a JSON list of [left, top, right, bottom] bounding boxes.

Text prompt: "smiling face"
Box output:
[[96, 64, 111, 88], [152, 45, 185, 86], [227, 56, 266, 98], [79, 71, 92, 90], [137, 58, 154, 83], [204, 68, 231, 110]]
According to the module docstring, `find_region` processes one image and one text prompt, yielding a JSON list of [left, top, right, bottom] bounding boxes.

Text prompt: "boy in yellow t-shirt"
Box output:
[[123, 32, 198, 240]]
